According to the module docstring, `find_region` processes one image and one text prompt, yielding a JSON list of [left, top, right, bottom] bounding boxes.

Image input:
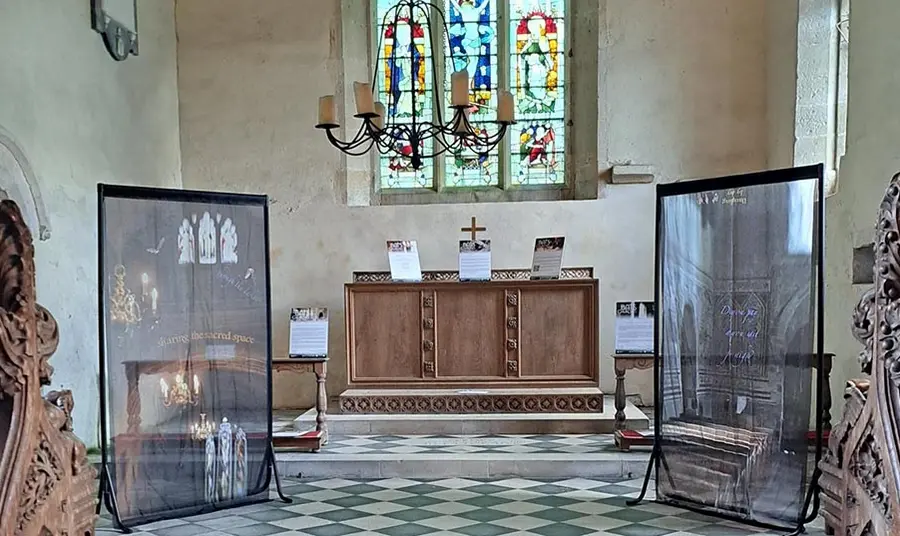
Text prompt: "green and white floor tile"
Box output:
[[102, 476, 826, 536]]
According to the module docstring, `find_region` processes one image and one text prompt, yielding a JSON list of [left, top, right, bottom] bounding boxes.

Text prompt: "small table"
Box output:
[[613, 353, 653, 431], [272, 358, 328, 451], [613, 354, 654, 451]]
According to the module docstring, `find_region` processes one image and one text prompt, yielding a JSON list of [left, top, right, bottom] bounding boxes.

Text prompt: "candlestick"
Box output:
[[353, 82, 375, 115], [498, 91, 515, 123], [451, 71, 469, 107], [317, 95, 337, 126], [373, 102, 385, 129], [141, 273, 149, 296], [150, 288, 158, 313], [454, 109, 470, 135]]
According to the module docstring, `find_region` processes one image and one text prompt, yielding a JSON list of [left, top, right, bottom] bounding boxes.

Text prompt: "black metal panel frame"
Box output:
[[648, 164, 826, 533], [96, 183, 276, 530]]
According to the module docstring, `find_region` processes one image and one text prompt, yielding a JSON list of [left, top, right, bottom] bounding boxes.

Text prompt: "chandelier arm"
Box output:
[[325, 126, 376, 154]]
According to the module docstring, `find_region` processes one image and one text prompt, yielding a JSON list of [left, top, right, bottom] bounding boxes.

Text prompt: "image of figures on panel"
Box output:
[[100, 189, 270, 526]]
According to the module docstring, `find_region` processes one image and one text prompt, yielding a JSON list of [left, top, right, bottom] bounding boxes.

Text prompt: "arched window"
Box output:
[[374, 0, 567, 191]]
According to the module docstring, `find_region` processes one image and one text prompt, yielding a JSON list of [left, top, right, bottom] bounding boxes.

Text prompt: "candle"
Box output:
[[451, 71, 469, 107], [317, 95, 337, 125], [498, 91, 515, 123], [159, 378, 169, 399], [373, 102, 386, 129], [141, 273, 149, 296], [150, 288, 158, 313], [193, 374, 200, 395], [353, 82, 375, 115]]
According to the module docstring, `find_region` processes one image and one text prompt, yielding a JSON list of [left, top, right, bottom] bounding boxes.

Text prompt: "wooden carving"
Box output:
[[0, 200, 97, 536], [819, 172, 900, 536]]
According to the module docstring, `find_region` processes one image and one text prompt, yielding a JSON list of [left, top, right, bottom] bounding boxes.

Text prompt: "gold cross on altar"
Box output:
[[461, 216, 486, 240]]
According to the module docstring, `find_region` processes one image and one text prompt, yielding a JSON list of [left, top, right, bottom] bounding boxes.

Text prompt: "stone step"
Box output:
[[274, 433, 652, 480], [339, 387, 605, 415]]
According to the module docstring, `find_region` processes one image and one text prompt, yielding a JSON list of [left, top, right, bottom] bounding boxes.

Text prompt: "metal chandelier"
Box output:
[[315, 0, 515, 170]]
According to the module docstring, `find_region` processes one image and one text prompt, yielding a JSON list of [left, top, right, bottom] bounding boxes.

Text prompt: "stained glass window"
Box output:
[[444, 0, 499, 187], [374, 0, 568, 191], [509, 0, 565, 185], [377, 1, 434, 189]]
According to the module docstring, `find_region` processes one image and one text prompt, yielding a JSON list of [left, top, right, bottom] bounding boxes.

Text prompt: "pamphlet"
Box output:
[[530, 237, 565, 280], [289, 307, 329, 358], [615, 301, 655, 354], [387, 240, 423, 282], [459, 239, 491, 281]]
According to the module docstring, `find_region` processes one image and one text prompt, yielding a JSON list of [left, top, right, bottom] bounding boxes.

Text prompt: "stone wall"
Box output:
[[0, 0, 182, 446], [176, 0, 769, 410]]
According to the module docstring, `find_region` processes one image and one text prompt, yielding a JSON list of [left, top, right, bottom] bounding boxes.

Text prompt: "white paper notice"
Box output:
[[530, 237, 565, 280], [289, 307, 329, 358], [459, 239, 491, 281], [387, 240, 423, 282], [614, 301, 655, 354]]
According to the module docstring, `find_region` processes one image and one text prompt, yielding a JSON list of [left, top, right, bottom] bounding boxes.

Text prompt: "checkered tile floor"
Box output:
[[313, 434, 623, 455], [103, 477, 826, 536]]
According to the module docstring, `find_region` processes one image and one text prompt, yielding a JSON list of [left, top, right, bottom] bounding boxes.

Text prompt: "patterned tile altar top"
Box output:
[[103, 476, 826, 536]]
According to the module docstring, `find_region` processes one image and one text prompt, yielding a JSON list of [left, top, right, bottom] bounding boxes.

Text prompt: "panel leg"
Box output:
[[615, 366, 627, 430], [626, 444, 657, 506], [823, 356, 833, 430], [97, 462, 132, 533], [269, 442, 292, 503]]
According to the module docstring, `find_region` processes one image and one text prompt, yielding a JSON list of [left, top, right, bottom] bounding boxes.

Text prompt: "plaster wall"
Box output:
[[176, 0, 769, 410], [0, 0, 182, 446], [824, 0, 900, 420]]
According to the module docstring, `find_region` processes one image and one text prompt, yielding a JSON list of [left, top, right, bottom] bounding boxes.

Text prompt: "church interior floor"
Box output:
[[99, 476, 827, 536], [273, 411, 651, 480]]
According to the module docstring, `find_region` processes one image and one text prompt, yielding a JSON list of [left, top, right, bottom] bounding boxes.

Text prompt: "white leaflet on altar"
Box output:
[[459, 239, 491, 281], [387, 240, 423, 282]]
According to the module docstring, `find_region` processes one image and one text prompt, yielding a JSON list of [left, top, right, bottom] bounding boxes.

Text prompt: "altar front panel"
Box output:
[[346, 279, 599, 388]]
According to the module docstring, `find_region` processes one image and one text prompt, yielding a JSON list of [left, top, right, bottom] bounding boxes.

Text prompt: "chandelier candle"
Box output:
[[353, 81, 375, 116], [373, 102, 386, 129], [451, 71, 470, 107], [498, 91, 515, 123], [317, 95, 337, 127]]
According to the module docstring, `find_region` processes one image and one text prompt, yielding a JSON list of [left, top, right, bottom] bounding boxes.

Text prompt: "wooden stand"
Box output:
[[273, 358, 328, 451], [612, 354, 654, 451]]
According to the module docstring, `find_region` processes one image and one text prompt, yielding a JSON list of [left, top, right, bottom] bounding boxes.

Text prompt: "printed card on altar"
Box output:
[[387, 240, 423, 282], [289, 307, 329, 358], [615, 301, 655, 354], [530, 237, 565, 280], [459, 239, 491, 281]]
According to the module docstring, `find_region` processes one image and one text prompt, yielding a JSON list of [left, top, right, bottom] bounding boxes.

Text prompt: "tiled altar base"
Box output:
[[292, 399, 649, 436], [339, 388, 605, 417], [272, 433, 651, 480], [101, 476, 827, 536]]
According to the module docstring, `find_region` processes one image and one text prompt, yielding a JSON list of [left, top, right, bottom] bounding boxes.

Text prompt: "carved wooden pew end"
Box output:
[[0, 200, 97, 536]]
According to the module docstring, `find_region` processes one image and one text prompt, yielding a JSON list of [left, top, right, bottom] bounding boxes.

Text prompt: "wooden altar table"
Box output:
[[343, 269, 601, 413]]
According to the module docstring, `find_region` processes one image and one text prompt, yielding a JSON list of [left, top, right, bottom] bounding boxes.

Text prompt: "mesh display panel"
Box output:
[[655, 168, 822, 529], [98, 186, 271, 527]]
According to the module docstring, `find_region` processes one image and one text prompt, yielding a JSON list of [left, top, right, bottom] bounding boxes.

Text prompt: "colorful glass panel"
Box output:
[[509, 0, 565, 185], [445, 0, 499, 186], [377, 0, 434, 188]]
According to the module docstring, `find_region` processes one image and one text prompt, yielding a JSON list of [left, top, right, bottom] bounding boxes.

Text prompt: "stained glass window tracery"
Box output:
[[374, 0, 567, 192]]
